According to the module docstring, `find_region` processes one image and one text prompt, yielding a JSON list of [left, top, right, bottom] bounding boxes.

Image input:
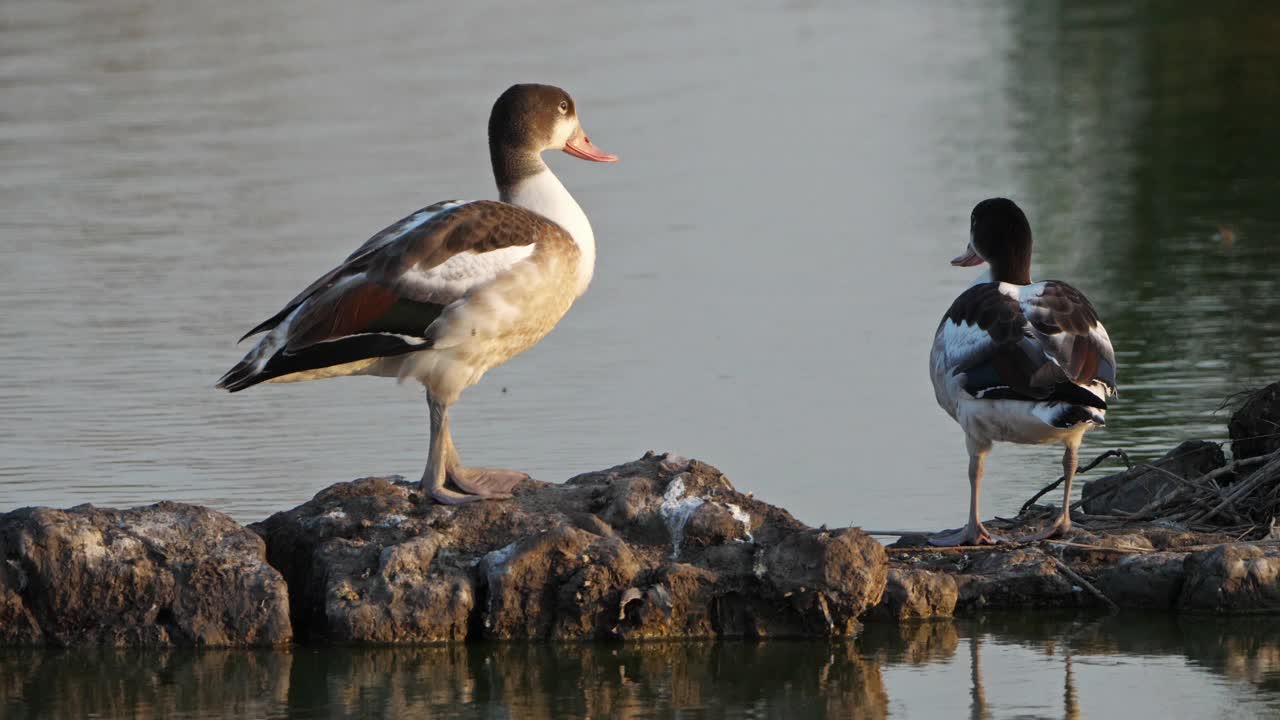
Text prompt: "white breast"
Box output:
[[505, 168, 596, 296]]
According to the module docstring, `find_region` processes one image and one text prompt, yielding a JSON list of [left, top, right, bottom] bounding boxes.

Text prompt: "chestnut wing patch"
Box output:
[[220, 200, 570, 391], [1021, 281, 1117, 392]]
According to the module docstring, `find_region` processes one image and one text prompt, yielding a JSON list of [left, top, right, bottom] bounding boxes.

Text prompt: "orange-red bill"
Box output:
[[563, 127, 618, 162], [951, 245, 984, 267]]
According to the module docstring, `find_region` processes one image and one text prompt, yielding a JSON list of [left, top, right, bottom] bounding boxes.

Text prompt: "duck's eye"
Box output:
[[558, 101, 569, 114]]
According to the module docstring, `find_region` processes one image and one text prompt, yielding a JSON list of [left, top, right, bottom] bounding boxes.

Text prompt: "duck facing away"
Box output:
[[929, 198, 1116, 545], [217, 83, 617, 505]]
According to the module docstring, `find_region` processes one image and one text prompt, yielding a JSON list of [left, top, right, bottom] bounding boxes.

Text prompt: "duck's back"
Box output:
[[931, 280, 1116, 434]]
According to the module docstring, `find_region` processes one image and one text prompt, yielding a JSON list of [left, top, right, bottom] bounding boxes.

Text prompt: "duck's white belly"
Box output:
[[955, 398, 1091, 445]]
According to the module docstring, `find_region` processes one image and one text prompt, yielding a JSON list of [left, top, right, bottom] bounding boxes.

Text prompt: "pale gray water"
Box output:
[[7, 0, 1274, 530], [4, 0, 1280, 716]]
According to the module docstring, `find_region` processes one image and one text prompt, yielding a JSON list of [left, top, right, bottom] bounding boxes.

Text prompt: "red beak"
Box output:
[[563, 127, 618, 163], [951, 245, 985, 267]]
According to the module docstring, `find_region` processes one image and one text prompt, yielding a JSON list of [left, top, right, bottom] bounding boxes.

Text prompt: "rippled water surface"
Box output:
[[4, 0, 1280, 716]]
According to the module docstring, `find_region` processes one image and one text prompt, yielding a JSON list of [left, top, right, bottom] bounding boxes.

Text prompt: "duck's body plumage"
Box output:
[[928, 198, 1117, 546], [218, 83, 616, 505], [218, 199, 582, 405], [931, 279, 1115, 445]]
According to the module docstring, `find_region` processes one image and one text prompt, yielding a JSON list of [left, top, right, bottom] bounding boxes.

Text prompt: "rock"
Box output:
[[684, 502, 752, 548], [954, 550, 1081, 611], [481, 526, 641, 640], [1179, 544, 1280, 613], [1092, 552, 1188, 609], [0, 502, 290, 647], [253, 452, 888, 642], [1230, 382, 1280, 461], [866, 568, 958, 621], [1081, 440, 1225, 514]]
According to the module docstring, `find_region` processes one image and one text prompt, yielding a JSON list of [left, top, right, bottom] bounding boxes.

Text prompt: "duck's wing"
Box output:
[[217, 200, 569, 391], [936, 283, 1106, 409], [236, 200, 467, 342], [1018, 281, 1117, 396]]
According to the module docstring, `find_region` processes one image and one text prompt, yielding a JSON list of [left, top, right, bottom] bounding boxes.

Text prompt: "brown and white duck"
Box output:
[[929, 198, 1117, 545], [217, 83, 617, 505]]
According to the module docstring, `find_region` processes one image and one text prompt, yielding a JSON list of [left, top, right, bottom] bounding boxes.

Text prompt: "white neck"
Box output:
[[501, 163, 595, 296]]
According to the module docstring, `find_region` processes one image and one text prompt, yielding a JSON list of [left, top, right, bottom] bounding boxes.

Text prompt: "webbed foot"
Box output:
[[447, 466, 528, 496], [1016, 514, 1072, 542], [929, 522, 1006, 547]]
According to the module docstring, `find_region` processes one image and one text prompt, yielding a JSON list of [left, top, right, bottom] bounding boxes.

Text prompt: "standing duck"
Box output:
[[217, 83, 617, 505], [929, 198, 1116, 545]]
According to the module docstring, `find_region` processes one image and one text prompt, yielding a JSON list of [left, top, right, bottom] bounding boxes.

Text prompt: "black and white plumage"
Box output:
[[928, 198, 1117, 546]]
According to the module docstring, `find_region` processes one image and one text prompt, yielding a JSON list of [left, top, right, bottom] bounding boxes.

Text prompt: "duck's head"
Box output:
[[489, 84, 616, 185], [951, 197, 1033, 285]]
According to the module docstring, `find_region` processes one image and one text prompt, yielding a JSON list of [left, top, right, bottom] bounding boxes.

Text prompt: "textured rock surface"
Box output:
[[1092, 552, 1189, 610], [0, 502, 291, 647], [886, 519, 1225, 614], [884, 523, 1280, 616], [866, 569, 958, 621], [1081, 440, 1226, 514], [253, 453, 888, 642], [954, 549, 1083, 610], [1179, 544, 1280, 613]]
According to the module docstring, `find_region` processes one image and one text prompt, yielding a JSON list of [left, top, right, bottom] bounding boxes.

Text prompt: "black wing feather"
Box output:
[[943, 283, 1107, 409]]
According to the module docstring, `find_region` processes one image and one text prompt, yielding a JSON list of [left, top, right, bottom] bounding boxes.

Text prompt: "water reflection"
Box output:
[[6, 615, 1280, 719]]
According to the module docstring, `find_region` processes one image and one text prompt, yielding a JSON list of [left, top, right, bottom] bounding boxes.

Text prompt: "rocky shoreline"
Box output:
[[4, 436, 1280, 647]]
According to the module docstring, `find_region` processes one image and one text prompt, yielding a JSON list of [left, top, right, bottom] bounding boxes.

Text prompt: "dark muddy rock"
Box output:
[[866, 568, 958, 621], [0, 502, 290, 647], [885, 524, 1280, 616], [954, 549, 1082, 610], [1179, 544, 1280, 613], [881, 546, 1086, 612], [1081, 441, 1226, 514], [1092, 552, 1189, 609], [253, 452, 888, 642], [1230, 382, 1280, 461]]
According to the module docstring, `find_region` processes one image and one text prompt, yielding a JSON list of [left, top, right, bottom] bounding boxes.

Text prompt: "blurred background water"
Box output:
[[3, 0, 1280, 716]]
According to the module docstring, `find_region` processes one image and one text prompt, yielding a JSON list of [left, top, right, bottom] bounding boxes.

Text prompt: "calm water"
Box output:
[[5, 615, 1280, 719], [4, 0, 1280, 716]]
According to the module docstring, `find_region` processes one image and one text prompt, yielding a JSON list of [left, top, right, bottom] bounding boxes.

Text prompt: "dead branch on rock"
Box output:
[[1018, 449, 1132, 517], [1020, 443, 1280, 541], [1043, 552, 1119, 613]]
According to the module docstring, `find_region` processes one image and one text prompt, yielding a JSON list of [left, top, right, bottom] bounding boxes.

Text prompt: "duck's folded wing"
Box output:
[[218, 201, 564, 391], [1019, 281, 1117, 395], [236, 200, 467, 342], [939, 283, 1105, 408]]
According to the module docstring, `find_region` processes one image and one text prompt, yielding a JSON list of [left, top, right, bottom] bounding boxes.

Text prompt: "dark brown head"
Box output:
[[951, 197, 1033, 285], [488, 83, 616, 188]]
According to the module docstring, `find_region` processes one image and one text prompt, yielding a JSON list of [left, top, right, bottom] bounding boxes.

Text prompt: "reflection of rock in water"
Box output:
[[10, 616, 1280, 716], [1177, 618, 1280, 688], [0, 649, 291, 720], [287, 642, 890, 719], [860, 620, 960, 666], [0, 642, 887, 719]]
